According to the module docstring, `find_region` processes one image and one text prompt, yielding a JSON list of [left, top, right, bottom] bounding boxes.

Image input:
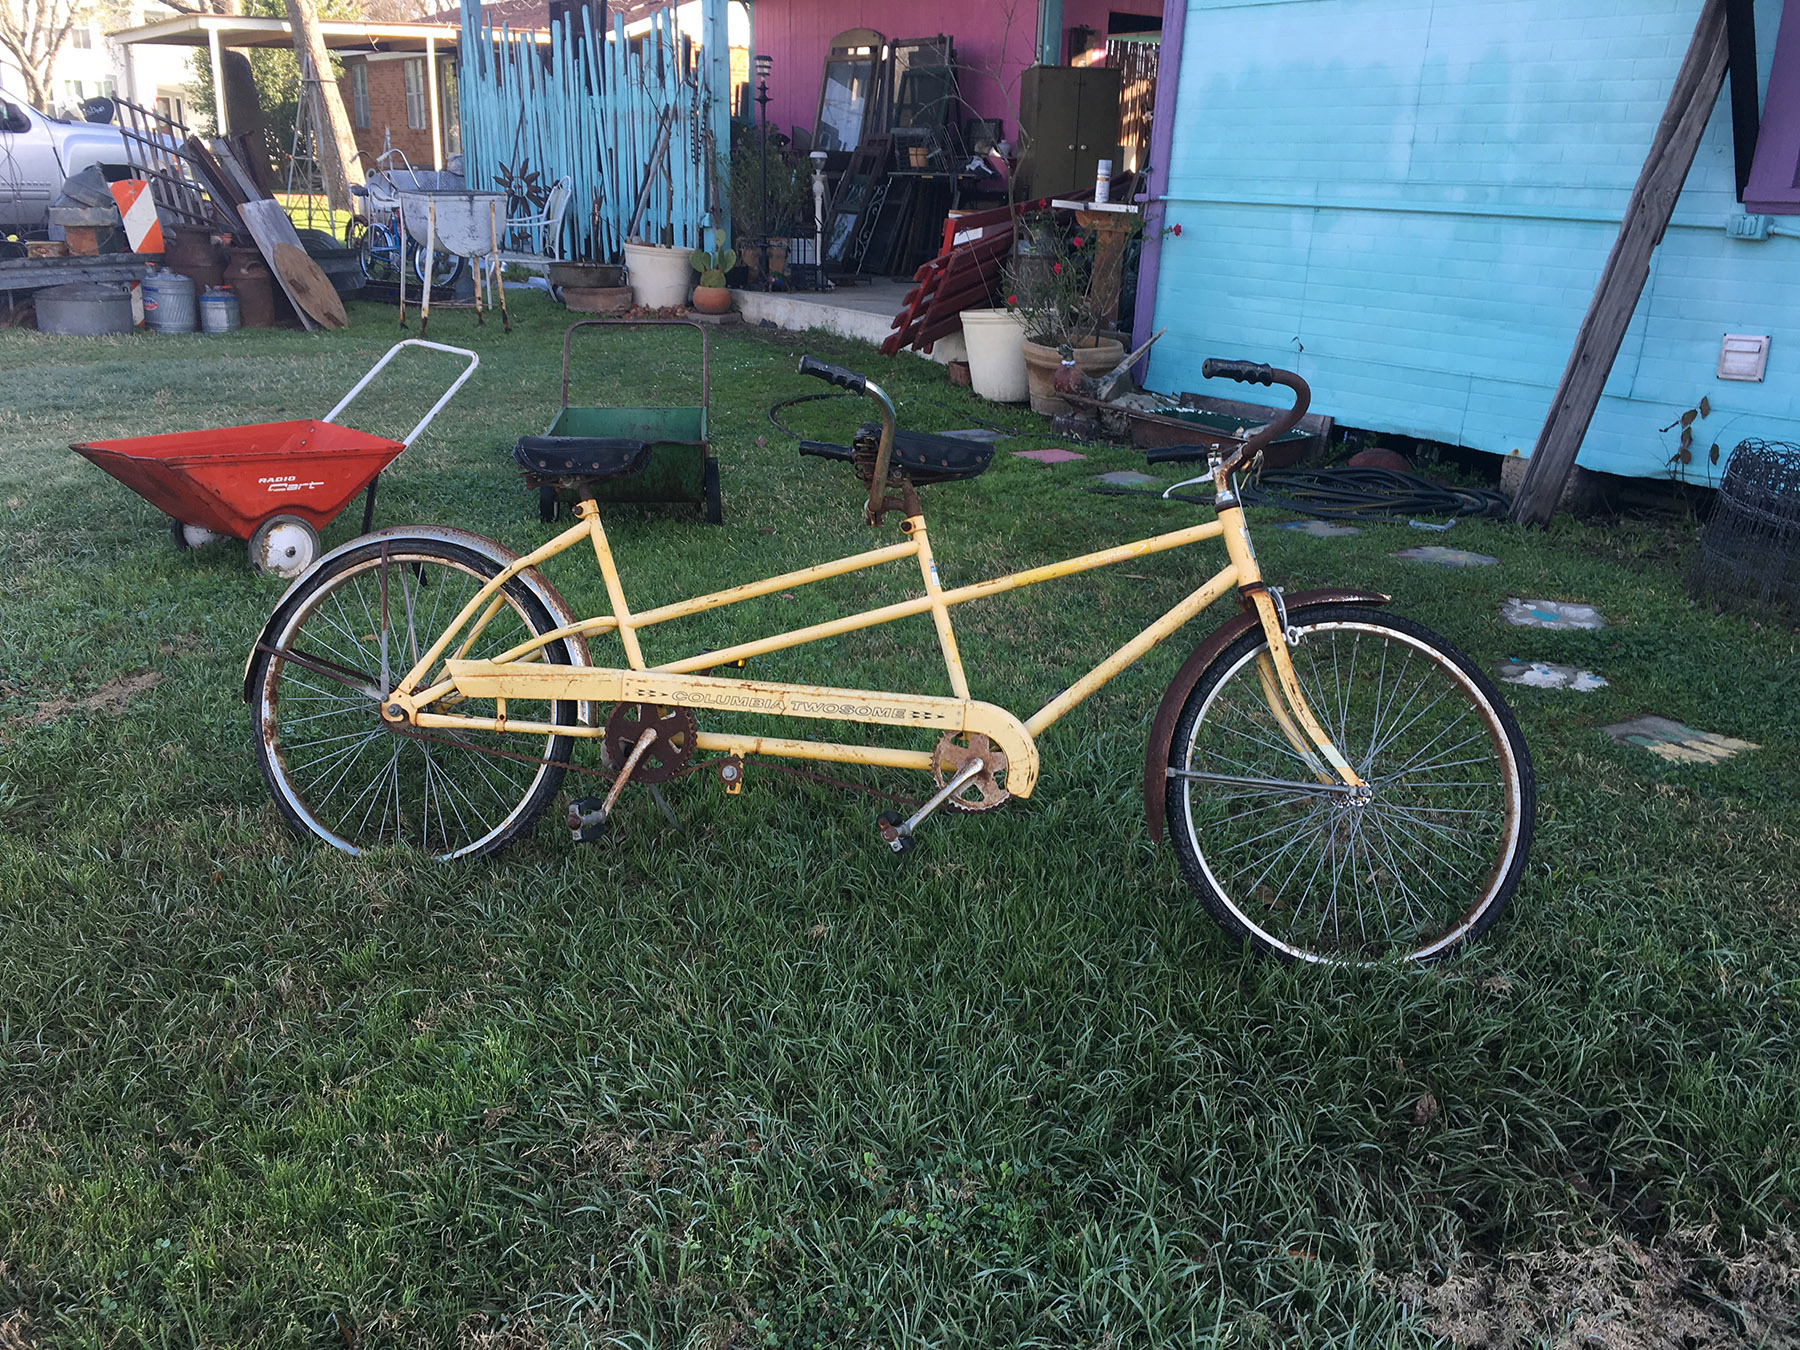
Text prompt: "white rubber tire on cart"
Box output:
[[248, 515, 322, 579]]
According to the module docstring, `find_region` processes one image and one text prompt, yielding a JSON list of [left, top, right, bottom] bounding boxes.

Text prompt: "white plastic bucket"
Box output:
[[623, 241, 694, 310], [959, 307, 1029, 403]]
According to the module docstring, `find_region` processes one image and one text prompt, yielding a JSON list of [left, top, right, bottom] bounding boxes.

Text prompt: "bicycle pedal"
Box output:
[[875, 810, 915, 855], [568, 796, 612, 844]]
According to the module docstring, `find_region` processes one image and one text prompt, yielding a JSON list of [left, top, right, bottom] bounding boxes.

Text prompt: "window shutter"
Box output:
[[1746, 0, 1800, 211]]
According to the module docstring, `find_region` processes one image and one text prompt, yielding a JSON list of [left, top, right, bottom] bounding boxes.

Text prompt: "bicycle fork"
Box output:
[[1217, 495, 1366, 791]]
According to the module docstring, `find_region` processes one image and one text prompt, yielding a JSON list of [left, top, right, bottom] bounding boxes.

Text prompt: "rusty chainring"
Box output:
[[601, 702, 697, 782], [931, 732, 1010, 812]]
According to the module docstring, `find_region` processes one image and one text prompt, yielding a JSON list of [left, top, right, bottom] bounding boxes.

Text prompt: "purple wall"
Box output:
[[752, 0, 1162, 143]]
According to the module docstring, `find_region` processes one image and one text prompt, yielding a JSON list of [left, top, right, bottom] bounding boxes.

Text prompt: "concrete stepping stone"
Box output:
[[1014, 448, 1086, 464], [1497, 659, 1607, 692], [1502, 598, 1606, 630], [1095, 469, 1159, 486], [1395, 545, 1499, 566], [1277, 519, 1362, 536], [1603, 715, 1757, 764]]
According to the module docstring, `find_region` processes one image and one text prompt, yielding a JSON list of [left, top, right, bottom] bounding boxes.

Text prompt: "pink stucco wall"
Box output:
[[750, 0, 1038, 140], [752, 0, 1165, 146]]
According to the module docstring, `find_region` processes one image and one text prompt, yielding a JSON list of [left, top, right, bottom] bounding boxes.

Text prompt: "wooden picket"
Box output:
[[456, 0, 716, 261]]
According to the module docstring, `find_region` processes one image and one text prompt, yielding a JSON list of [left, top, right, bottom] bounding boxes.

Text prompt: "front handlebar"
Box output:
[[1201, 358, 1311, 475], [798, 355, 897, 525]]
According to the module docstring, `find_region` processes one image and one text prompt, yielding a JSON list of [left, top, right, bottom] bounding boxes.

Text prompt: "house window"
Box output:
[[72, 26, 92, 48], [349, 62, 370, 129], [403, 58, 427, 131]]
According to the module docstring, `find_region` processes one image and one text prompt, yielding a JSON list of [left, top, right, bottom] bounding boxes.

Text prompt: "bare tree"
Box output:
[[1, 0, 84, 109], [281, 0, 362, 208]]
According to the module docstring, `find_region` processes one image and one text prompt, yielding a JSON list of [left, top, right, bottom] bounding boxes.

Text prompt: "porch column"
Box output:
[[207, 23, 229, 133], [426, 33, 443, 170], [702, 0, 730, 239]]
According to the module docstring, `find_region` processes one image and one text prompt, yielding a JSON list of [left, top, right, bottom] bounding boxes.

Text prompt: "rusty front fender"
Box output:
[[1142, 588, 1390, 843]]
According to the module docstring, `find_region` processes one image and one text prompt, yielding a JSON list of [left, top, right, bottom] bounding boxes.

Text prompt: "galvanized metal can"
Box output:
[[199, 286, 242, 334], [142, 268, 198, 334]]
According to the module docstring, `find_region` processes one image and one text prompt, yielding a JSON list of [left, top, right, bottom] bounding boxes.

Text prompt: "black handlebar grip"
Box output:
[[1201, 358, 1276, 386], [797, 355, 869, 393], [798, 439, 855, 461], [1142, 444, 1212, 465]]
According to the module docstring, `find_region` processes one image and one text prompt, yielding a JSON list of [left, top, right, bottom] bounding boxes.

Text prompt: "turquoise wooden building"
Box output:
[[1134, 0, 1800, 482]]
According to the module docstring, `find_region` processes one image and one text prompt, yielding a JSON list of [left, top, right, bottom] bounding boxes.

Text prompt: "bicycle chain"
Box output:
[[383, 722, 922, 810]]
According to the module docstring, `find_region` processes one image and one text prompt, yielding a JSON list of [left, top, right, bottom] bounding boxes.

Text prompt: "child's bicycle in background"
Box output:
[[243, 356, 1535, 964]]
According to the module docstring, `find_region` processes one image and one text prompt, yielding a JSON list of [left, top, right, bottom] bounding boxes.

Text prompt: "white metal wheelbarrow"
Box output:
[[397, 188, 512, 334]]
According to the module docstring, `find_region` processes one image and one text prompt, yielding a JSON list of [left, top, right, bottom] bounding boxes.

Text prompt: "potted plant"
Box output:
[[1003, 215, 1126, 415], [726, 140, 813, 283], [689, 231, 737, 314]]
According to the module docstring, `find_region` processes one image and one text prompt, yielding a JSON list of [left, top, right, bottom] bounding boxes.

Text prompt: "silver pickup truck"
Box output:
[[0, 87, 131, 232]]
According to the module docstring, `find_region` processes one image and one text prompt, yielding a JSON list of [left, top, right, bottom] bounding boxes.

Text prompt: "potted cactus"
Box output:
[[689, 231, 737, 314]]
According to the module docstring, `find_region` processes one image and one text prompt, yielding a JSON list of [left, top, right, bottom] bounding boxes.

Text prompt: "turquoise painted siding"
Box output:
[[1146, 0, 1800, 480]]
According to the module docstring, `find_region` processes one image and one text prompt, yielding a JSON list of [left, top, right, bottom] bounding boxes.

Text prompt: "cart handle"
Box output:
[[561, 319, 710, 415], [323, 340, 482, 448]]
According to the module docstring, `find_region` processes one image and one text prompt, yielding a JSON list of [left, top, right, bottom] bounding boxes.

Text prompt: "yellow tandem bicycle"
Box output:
[[244, 355, 1534, 963]]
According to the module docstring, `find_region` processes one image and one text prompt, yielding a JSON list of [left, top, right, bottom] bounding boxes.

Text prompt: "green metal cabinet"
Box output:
[[1017, 64, 1122, 200]]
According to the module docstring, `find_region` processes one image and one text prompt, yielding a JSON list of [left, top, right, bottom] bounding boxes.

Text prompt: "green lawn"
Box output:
[[2, 295, 1797, 1347]]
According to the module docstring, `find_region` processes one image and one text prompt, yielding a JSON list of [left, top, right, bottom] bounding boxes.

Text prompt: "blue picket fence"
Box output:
[[457, 0, 716, 262]]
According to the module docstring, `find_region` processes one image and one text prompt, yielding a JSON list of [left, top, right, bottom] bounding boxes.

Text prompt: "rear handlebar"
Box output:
[[798, 355, 897, 525], [797, 355, 869, 394]]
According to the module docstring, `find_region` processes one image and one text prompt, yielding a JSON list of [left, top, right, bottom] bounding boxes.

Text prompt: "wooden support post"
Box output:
[[427, 34, 443, 171], [1511, 0, 1729, 527], [207, 25, 229, 134]]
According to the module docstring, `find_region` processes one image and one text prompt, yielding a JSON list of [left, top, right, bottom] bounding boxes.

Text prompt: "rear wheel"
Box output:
[[249, 537, 577, 859], [1165, 606, 1533, 963]]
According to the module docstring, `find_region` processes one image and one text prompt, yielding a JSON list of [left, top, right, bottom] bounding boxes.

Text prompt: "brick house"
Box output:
[[339, 46, 461, 170]]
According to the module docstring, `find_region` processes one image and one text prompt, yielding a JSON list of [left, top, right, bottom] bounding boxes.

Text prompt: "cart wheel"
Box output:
[[702, 458, 723, 525], [171, 519, 223, 551], [539, 485, 560, 523], [248, 515, 321, 579]]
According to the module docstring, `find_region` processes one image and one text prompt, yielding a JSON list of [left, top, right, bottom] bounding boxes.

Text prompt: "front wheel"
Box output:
[[413, 241, 464, 289], [248, 536, 578, 859], [1165, 606, 1533, 963]]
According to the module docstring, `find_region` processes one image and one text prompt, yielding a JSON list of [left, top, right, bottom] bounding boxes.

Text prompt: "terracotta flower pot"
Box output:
[[1021, 337, 1125, 416], [691, 284, 733, 315]]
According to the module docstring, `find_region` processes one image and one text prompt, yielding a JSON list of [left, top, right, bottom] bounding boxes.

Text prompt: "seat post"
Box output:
[[577, 495, 647, 670], [906, 512, 971, 702]]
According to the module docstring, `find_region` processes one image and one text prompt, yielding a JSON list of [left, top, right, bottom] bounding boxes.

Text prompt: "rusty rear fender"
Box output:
[[1142, 588, 1390, 843]]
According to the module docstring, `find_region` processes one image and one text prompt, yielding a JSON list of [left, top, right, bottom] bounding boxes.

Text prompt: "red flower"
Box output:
[[1052, 262, 1063, 275], [1172, 223, 1183, 236], [1072, 235, 1084, 248], [1006, 294, 1018, 305]]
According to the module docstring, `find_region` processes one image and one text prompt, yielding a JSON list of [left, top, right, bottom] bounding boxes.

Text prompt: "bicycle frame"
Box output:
[[378, 487, 1366, 797]]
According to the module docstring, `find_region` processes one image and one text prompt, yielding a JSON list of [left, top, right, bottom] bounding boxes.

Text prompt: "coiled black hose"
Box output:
[[1237, 467, 1509, 521]]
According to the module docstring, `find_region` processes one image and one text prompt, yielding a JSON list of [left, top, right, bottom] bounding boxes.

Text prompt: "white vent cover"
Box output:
[[1718, 333, 1770, 382]]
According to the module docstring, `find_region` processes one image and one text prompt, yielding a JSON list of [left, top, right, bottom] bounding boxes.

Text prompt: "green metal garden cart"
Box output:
[[514, 318, 721, 525]]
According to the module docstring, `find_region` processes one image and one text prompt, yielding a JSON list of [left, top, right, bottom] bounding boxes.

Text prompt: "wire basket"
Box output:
[[1692, 439, 1800, 616]]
